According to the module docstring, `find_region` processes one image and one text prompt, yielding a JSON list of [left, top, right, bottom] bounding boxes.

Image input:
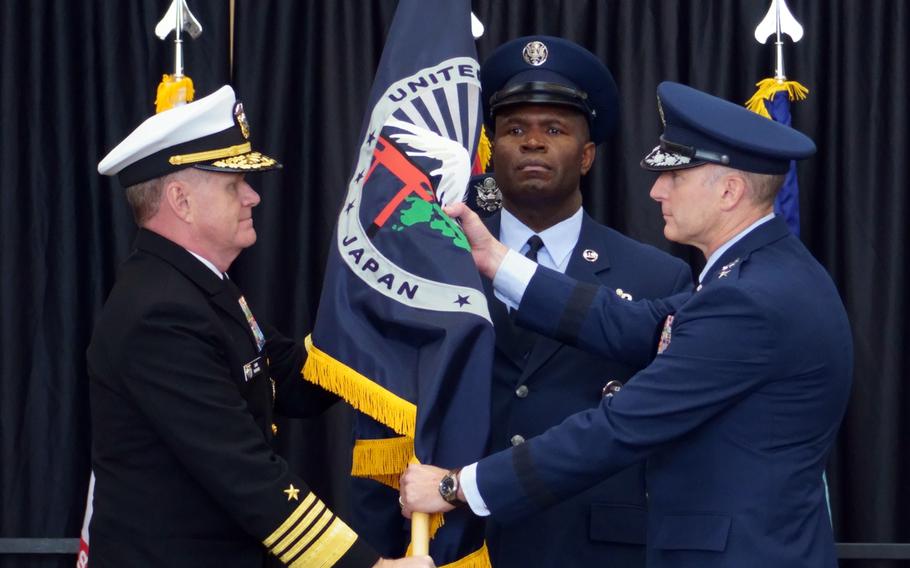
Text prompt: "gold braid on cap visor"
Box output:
[[168, 142, 252, 165], [210, 152, 277, 169]]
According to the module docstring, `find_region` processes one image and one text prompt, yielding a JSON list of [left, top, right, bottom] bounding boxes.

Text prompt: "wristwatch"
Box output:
[[438, 469, 462, 503]]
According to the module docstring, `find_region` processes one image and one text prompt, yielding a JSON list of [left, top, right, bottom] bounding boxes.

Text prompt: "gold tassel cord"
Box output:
[[745, 78, 809, 119], [155, 74, 195, 113]]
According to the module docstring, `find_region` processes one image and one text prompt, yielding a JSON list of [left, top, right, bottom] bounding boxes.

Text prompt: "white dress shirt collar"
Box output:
[[499, 206, 583, 273]]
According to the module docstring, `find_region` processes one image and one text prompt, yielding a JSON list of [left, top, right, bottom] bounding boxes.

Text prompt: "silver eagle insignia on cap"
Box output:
[[522, 41, 548, 66]]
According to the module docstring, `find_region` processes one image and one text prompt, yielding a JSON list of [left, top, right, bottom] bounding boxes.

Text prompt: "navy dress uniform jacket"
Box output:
[[87, 229, 379, 568], [483, 211, 692, 568], [476, 217, 852, 568]]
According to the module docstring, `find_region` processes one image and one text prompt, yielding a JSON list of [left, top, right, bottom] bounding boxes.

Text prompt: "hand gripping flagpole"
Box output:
[[154, 0, 203, 113], [410, 460, 430, 555]]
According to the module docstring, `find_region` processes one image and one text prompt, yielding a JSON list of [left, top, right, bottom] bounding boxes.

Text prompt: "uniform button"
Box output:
[[602, 379, 623, 398], [515, 385, 529, 398], [510, 434, 526, 446]]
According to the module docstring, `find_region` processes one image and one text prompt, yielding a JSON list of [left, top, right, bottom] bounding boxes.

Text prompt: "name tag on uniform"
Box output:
[[243, 356, 264, 382]]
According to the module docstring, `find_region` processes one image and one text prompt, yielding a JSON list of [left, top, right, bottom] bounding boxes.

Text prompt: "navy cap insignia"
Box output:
[[522, 41, 548, 66], [473, 176, 502, 212], [582, 249, 599, 262], [234, 101, 250, 140]]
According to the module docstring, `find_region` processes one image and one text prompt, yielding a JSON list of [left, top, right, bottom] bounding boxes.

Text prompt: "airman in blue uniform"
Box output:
[[401, 81, 853, 568], [474, 36, 691, 568]]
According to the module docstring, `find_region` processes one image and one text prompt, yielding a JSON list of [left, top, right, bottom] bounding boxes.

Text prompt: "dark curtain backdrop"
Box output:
[[1, 1, 906, 567]]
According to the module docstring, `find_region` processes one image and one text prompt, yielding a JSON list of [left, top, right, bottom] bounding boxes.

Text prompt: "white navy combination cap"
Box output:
[[98, 85, 281, 186]]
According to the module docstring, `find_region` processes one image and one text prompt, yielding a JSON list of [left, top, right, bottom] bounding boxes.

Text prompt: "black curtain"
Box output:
[[1, 2, 906, 567]]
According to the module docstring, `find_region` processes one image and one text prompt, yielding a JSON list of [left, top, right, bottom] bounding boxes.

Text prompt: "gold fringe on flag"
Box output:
[[745, 78, 809, 119], [407, 542, 491, 568], [351, 437, 414, 489], [303, 335, 417, 438], [155, 74, 195, 113], [303, 338, 480, 551]]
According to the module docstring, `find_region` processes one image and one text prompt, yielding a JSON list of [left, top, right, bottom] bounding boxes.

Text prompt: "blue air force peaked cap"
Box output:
[[480, 35, 619, 144], [641, 81, 815, 174]]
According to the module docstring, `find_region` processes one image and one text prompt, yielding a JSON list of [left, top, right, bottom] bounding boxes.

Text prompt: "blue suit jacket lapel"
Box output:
[[518, 213, 612, 383]]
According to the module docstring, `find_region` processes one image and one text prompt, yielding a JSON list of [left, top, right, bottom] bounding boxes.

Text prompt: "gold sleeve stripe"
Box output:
[[264, 492, 317, 547], [288, 517, 358, 568], [272, 500, 328, 557], [279, 509, 333, 564]]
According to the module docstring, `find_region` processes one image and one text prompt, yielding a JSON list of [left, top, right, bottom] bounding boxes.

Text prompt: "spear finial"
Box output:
[[154, 0, 203, 113], [754, 0, 803, 82]]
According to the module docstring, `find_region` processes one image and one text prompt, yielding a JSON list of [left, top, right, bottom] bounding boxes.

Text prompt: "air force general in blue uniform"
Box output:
[[472, 37, 692, 568], [402, 81, 853, 568]]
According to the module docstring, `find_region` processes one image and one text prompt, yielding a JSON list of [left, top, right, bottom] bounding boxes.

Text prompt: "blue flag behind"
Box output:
[[303, 0, 492, 564], [746, 79, 808, 236]]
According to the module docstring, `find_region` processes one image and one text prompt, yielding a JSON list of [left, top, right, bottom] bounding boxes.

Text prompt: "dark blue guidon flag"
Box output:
[[746, 78, 809, 236], [303, 0, 492, 565]]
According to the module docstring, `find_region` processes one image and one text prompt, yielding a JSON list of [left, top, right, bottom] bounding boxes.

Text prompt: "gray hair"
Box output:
[[124, 177, 166, 225], [703, 165, 785, 207], [124, 169, 204, 225]]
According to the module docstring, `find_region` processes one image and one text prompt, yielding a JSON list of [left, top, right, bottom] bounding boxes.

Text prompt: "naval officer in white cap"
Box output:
[[89, 86, 433, 568]]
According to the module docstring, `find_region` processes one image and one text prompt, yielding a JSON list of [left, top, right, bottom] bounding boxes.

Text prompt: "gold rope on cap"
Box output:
[[169, 142, 252, 165]]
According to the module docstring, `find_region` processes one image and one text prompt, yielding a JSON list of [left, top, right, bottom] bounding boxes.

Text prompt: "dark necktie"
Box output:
[[524, 235, 545, 263], [508, 235, 545, 360]]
